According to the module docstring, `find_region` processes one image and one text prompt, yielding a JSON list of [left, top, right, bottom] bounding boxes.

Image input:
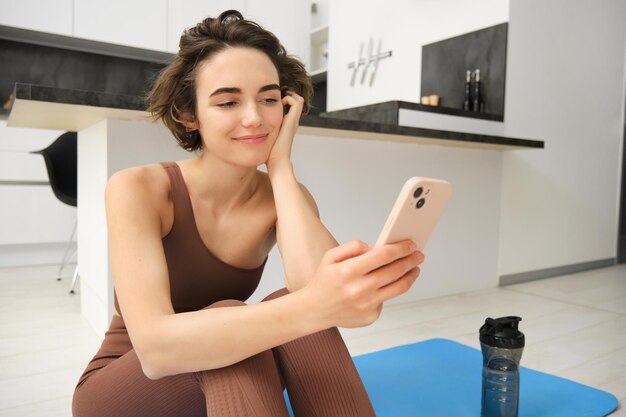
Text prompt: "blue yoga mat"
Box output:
[[286, 338, 618, 416]]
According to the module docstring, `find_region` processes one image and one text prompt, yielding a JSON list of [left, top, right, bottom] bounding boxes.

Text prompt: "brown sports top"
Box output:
[[114, 161, 266, 316], [79, 162, 267, 386], [157, 161, 266, 312]]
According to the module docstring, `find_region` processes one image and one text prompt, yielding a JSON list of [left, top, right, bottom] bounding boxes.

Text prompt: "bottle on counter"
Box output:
[[463, 70, 472, 111], [473, 69, 482, 112], [479, 316, 525, 417]]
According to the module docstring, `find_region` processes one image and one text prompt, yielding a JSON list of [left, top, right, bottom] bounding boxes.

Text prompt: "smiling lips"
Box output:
[[233, 134, 268, 144]]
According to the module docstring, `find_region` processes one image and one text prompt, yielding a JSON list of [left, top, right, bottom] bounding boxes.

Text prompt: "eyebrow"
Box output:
[[209, 84, 281, 97]]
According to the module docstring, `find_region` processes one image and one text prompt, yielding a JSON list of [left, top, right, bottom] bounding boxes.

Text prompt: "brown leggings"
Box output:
[[72, 289, 376, 417]]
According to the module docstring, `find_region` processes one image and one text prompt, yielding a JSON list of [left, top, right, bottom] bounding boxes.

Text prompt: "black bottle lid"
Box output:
[[479, 316, 525, 349]]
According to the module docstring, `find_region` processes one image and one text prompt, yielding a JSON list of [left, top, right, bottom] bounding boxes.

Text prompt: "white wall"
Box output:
[[166, 0, 311, 65], [326, 0, 626, 278], [74, 0, 168, 51], [0, 121, 76, 268], [250, 133, 504, 305], [167, 0, 245, 52], [0, 0, 310, 59], [0, 0, 73, 36], [246, 0, 311, 67], [498, 0, 626, 276], [327, 0, 508, 111]]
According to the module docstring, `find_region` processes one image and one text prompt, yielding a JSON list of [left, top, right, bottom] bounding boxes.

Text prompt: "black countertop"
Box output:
[[8, 83, 544, 150]]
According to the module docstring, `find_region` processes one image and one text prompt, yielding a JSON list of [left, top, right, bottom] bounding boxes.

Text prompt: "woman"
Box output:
[[72, 10, 424, 417]]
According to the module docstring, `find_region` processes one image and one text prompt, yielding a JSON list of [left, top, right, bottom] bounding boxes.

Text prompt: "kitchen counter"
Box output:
[[6, 82, 543, 337], [8, 83, 543, 150]]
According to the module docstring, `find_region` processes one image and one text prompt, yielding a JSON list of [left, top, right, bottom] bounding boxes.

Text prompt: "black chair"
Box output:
[[31, 131, 79, 293]]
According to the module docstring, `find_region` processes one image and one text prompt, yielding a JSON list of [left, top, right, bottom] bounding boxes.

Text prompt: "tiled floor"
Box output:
[[0, 263, 624, 416]]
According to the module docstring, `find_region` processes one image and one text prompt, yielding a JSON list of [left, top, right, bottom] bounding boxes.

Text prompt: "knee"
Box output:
[[261, 288, 290, 302]]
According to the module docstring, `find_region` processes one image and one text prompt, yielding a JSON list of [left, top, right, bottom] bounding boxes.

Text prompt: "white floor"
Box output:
[[0, 264, 624, 416]]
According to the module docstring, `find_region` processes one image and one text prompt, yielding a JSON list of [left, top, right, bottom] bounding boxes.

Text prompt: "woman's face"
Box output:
[[189, 47, 284, 167]]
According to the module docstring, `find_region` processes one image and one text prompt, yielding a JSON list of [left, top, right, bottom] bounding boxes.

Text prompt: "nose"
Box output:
[[241, 101, 262, 128]]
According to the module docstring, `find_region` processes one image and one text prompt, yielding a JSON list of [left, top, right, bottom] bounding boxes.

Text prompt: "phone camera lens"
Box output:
[[416, 198, 425, 209], [414, 187, 423, 198]]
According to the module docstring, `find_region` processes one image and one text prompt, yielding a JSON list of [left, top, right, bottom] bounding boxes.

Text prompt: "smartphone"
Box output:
[[375, 177, 453, 249]]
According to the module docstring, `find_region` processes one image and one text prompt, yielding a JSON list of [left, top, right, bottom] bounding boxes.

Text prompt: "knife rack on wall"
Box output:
[[347, 38, 393, 87]]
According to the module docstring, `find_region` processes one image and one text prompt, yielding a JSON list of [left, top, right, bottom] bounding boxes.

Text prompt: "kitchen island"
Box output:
[[8, 83, 543, 336], [9, 83, 542, 150]]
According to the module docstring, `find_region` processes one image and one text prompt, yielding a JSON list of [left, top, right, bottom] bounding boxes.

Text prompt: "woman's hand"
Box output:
[[265, 91, 304, 174], [302, 240, 425, 329]]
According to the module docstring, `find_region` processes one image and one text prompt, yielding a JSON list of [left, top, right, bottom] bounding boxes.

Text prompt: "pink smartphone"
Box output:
[[375, 177, 453, 249]]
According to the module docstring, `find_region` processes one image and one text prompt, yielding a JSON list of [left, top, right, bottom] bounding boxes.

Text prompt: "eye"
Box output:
[[263, 98, 279, 104], [217, 101, 237, 108]]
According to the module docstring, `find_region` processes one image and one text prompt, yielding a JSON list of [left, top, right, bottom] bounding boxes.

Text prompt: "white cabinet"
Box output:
[[1, 0, 310, 57], [310, 0, 328, 30], [166, 0, 310, 64], [310, 24, 328, 76], [166, 0, 245, 53], [0, 0, 73, 36], [246, 0, 310, 67], [73, 0, 168, 51], [310, 0, 329, 75]]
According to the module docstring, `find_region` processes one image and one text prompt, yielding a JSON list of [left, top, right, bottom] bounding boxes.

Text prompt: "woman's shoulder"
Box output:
[[108, 163, 169, 189], [105, 163, 172, 209]]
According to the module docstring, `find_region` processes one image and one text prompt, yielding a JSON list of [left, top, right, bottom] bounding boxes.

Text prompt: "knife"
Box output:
[[369, 38, 382, 86], [361, 38, 373, 85], [350, 42, 364, 87]]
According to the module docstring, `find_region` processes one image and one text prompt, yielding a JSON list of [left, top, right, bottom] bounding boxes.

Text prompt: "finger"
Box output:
[[365, 251, 422, 289], [283, 90, 304, 101], [281, 92, 304, 113], [374, 266, 421, 304], [278, 95, 304, 135], [344, 240, 417, 276], [325, 240, 372, 264], [282, 98, 304, 120]]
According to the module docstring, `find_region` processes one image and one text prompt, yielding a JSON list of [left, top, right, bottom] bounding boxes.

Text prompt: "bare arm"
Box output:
[[106, 168, 326, 379], [108, 167, 423, 381], [266, 92, 339, 290], [269, 162, 338, 291]]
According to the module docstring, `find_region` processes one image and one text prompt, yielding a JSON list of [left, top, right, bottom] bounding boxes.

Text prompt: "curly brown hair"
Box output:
[[147, 9, 313, 152]]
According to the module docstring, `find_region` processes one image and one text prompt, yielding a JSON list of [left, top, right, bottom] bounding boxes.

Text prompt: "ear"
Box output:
[[180, 110, 199, 131]]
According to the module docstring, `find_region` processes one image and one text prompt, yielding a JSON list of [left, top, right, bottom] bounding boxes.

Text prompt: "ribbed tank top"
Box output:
[[113, 161, 266, 315], [80, 163, 267, 386], [158, 161, 266, 312]]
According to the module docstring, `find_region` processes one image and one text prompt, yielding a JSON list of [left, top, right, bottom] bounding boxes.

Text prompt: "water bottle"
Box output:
[[479, 316, 525, 417]]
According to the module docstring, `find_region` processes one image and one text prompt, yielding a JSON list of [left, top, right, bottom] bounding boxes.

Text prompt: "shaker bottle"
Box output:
[[479, 316, 525, 417]]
